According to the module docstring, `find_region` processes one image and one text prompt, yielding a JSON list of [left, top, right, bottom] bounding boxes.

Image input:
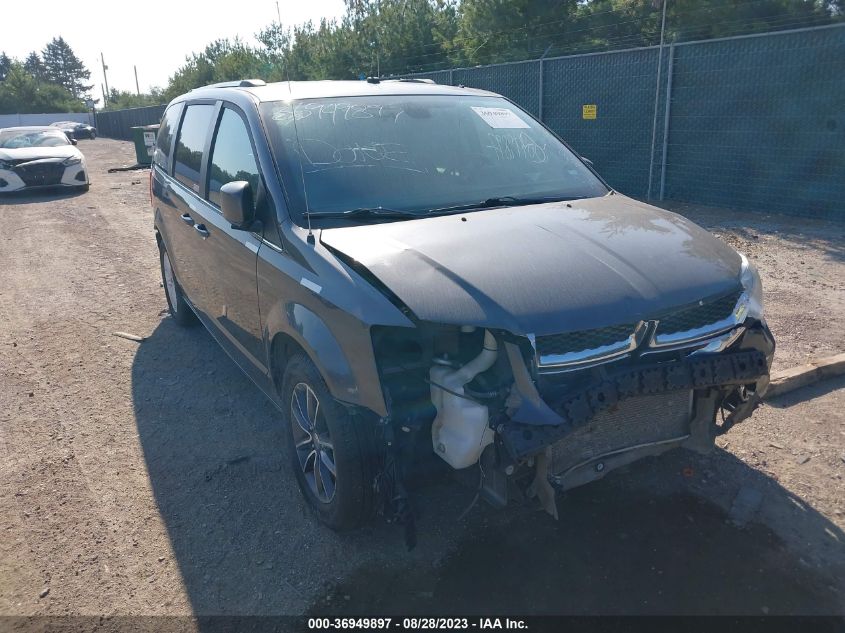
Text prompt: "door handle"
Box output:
[[180, 213, 194, 225], [194, 223, 210, 238]]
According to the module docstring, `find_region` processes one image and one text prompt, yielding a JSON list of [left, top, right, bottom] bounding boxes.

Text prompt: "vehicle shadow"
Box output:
[[132, 318, 845, 617], [767, 374, 845, 408], [0, 188, 88, 205]]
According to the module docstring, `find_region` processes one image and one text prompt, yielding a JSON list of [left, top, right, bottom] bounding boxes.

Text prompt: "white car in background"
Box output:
[[0, 126, 89, 193]]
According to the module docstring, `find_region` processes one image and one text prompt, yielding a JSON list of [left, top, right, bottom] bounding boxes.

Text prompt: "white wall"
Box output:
[[0, 112, 95, 128]]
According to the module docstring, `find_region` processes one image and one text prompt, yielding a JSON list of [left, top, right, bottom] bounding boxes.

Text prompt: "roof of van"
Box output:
[[185, 79, 500, 102]]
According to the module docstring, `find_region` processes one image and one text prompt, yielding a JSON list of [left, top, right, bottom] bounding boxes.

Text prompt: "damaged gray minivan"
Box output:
[[151, 79, 774, 542]]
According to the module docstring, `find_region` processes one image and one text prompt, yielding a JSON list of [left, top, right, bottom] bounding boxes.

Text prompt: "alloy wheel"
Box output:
[[290, 382, 337, 503]]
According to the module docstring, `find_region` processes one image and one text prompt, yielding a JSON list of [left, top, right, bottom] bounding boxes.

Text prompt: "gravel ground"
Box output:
[[0, 139, 843, 618]]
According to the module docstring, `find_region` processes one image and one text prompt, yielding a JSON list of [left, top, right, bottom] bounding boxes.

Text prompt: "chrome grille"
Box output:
[[655, 290, 742, 337], [549, 390, 692, 479]]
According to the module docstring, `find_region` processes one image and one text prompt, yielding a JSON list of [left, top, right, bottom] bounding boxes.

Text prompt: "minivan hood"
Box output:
[[320, 195, 742, 336]]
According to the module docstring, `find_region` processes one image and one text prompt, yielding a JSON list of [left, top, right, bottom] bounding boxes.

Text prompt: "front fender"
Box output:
[[264, 301, 388, 417]]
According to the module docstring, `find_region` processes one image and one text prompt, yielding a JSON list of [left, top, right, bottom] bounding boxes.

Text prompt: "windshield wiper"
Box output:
[[305, 207, 423, 220], [426, 195, 579, 215], [305, 196, 580, 221]]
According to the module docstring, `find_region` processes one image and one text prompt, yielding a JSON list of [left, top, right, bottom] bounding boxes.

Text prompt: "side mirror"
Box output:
[[71, 138, 78, 146], [220, 180, 255, 229]]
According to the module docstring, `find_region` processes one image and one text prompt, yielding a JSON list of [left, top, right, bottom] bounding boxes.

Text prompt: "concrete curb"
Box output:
[[764, 352, 845, 399]]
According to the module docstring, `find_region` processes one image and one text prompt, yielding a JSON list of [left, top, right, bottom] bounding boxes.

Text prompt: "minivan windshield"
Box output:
[[261, 95, 607, 225]]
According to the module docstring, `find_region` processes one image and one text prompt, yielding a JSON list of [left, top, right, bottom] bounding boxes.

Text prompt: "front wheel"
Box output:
[[159, 245, 197, 327], [281, 353, 377, 530]]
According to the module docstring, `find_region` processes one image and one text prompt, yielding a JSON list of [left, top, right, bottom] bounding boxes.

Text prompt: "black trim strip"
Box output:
[[502, 349, 768, 459]]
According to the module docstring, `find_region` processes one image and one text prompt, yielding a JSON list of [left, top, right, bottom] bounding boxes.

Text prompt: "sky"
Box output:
[[1, 0, 346, 99]]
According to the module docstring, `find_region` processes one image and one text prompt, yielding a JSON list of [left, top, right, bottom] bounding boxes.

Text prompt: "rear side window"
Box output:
[[154, 103, 182, 169], [208, 107, 260, 208], [173, 104, 214, 192]]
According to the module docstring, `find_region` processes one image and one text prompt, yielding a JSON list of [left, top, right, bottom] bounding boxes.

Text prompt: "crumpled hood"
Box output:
[[320, 195, 743, 336], [0, 146, 80, 162]]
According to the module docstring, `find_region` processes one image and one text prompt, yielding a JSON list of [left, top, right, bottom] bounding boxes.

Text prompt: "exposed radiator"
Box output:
[[549, 390, 692, 478]]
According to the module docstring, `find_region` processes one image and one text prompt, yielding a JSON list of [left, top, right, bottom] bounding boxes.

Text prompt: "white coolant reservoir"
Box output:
[[430, 330, 497, 469]]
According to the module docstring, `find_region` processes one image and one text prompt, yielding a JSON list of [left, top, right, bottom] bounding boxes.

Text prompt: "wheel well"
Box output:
[[270, 332, 309, 396]]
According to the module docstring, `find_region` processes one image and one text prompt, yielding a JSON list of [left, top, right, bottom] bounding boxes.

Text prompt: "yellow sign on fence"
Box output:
[[582, 104, 597, 120]]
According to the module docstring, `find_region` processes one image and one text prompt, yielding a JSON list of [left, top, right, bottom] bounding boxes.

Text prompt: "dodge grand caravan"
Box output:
[[151, 78, 774, 541]]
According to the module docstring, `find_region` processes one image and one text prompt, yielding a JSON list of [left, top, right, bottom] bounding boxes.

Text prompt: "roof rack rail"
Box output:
[[384, 78, 436, 84], [193, 79, 267, 90]]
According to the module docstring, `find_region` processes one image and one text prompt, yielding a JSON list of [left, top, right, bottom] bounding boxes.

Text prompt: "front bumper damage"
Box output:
[[502, 343, 769, 460], [487, 321, 774, 516], [372, 319, 774, 536], [0, 159, 88, 192]]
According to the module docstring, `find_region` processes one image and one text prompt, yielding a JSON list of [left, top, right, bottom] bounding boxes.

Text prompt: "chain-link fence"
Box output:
[[404, 23, 845, 219], [663, 26, 844, 216]]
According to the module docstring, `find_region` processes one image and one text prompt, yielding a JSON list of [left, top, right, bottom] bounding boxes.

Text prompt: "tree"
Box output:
[[163, 38, 273, 101], [41, 36, 92, 97], [24, 52, 47, 81], [0, 61, 85, 114], [0, 52, 11, 82], [252, 1, 459, 81], [103, 88, 166, 110], [454, 0, 578, 65], [158, 0, 843, 94], [352, 0, 457, 75], [574, 0, 842, 52]]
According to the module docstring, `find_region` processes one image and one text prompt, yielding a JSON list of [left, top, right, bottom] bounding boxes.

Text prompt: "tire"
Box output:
[[281, 353, 377, 530], [159, 244, 197, 327]]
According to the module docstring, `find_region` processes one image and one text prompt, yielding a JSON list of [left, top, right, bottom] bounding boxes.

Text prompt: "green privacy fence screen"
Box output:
[[404, 23, 844, 219], [96, 104, 166, 141]]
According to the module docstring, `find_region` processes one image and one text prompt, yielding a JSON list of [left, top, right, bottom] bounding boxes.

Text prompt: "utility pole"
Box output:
[[101, 52, 110, 103], [134, 65, 140, 95], [275, 0, 281, 24], [646, 0, 669, 201], [370, 41, 380, 78], [101, 83, 107, 107]]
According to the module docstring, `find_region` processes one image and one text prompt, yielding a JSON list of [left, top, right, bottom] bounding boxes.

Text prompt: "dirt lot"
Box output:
[[1, 139, 843, 618]]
